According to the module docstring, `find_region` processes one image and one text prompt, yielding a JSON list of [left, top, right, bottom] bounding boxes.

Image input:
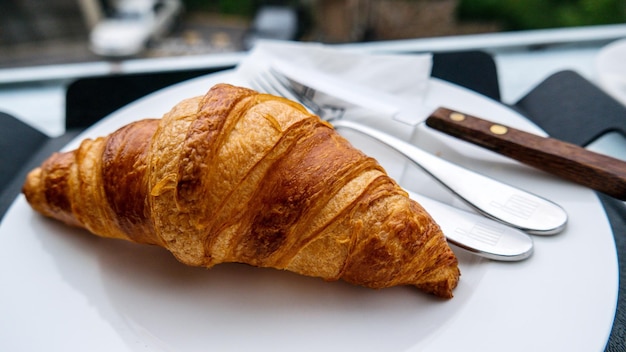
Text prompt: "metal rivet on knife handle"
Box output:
[[490, 125, 508, 135], [450, 112, 466, 121]]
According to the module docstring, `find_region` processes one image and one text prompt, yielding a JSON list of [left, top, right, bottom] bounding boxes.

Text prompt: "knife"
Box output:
[[425, 108, 626, 200], [271, 60, 626, 201], [408, 190, 533, 261]]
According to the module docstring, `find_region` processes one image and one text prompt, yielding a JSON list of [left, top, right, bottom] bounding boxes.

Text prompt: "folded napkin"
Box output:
[[236, 41, 432, 102], [235, 41, 431, 133], [233, 41, 434, 180]]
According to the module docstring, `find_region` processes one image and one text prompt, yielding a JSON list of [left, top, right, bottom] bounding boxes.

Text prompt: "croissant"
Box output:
[[22, 83, 459, 298]]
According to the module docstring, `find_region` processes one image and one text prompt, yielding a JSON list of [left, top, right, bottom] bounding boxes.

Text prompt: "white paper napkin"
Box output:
[[232, 40, 433, 182], [236, 40, 432, 98], [595, 38, 626, 107], [234, 41, 432, 132]]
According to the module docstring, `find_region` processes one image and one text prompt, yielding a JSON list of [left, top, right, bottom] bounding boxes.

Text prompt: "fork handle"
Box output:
[[332, 119, 567, 235], [426, 107, 626, 200]]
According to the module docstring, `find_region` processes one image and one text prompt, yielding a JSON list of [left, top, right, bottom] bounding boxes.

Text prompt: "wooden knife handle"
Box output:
[[426, 107, 626, 200]]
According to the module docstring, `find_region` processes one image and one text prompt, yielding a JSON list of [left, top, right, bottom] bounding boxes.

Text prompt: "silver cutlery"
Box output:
[[261, 60, 626, 201], [248, 71, 534, 261], [408, 190, 533, 261], [249, 66, 568, 236]]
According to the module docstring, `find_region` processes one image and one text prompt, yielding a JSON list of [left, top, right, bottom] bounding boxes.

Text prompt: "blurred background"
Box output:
[[2, 0, 625, 69]]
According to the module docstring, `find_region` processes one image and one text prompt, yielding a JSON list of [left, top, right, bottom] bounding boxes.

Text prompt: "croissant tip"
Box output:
[[418, 278, 459, 299]]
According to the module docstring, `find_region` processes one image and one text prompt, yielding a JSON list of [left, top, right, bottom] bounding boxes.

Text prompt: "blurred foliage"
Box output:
[[457, 0, 626, 30], [183, 0, 256, 17], [183, 0, 302, 18]]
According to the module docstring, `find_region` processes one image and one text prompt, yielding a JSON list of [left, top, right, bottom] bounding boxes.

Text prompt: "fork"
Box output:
[[250, 67, 567, 235]]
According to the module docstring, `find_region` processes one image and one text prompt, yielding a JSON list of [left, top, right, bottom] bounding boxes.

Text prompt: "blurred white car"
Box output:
[[242, 6, 298, 50], [90, 0, 182, 57]]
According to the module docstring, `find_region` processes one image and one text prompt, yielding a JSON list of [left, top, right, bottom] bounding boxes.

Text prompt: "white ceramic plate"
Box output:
[[0, 71, 617, 352]]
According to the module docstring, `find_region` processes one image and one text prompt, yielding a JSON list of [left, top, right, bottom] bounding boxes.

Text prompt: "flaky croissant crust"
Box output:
[[23, 83, 459, 298]]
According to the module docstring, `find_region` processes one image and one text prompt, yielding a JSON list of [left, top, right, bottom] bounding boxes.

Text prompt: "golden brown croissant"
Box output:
[[22, 83, 459, 298]]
